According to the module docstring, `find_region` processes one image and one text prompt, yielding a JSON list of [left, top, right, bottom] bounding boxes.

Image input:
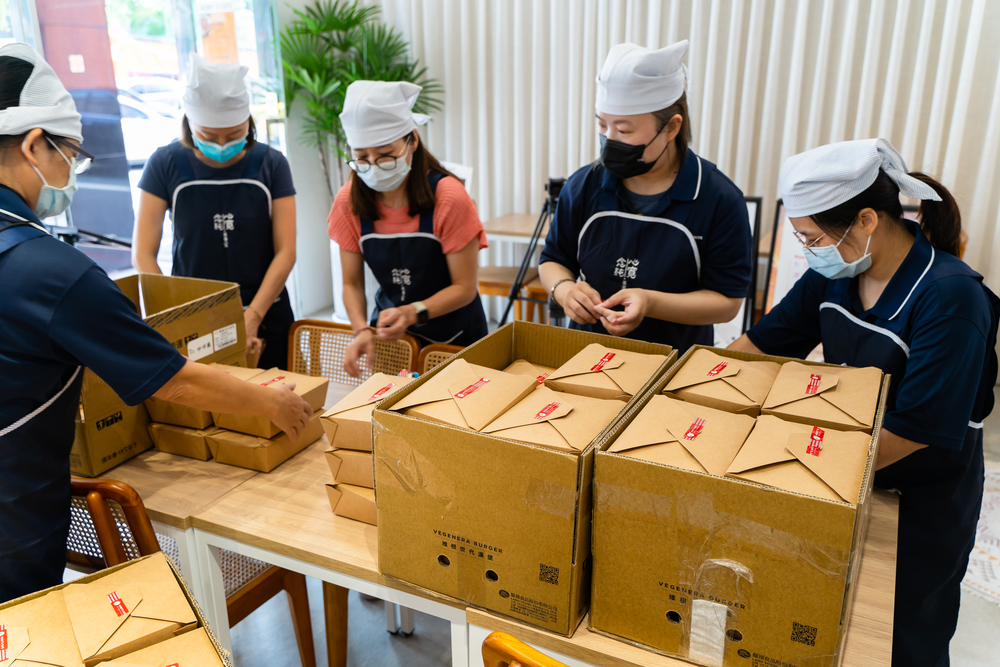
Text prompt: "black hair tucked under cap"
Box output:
[[0, 55, 35, 113]]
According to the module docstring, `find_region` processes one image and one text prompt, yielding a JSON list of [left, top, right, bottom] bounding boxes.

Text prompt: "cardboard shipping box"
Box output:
[[390, 359, 536, 431], [374, 321, 675, 635], [590, 346, 888, 667], [482, 386, 624, 454], [71, 274, 247, 477], [147, 422, 218, 461], [762, 361, 882, 433], [326, 483, 377, 525], [143, 355, 256, 430], [608, 395, 756, 476], [104, 628, 225, 666], [207, 414, 324, 472], [326, 448, 375, 488], [545, 343, 668, 401], [214, 368, 328, 438], [663, 347, 781, 416], [0, 552, 230, 667], [320, 373, 413, 451]]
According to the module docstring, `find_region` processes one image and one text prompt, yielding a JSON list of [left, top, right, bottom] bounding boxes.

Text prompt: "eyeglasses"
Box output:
[[792, 230, 828, 256], [47, 134, 95, 174], [348, 137, 412, 174]]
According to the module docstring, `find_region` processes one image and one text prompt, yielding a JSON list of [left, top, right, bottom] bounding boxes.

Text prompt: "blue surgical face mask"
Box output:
[[194, 134, 247, 163], [805, 221, 872, 280], [28, 137, 78, 219]]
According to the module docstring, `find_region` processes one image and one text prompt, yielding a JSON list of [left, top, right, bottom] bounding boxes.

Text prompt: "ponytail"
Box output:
[[909, 172, 962, 257]]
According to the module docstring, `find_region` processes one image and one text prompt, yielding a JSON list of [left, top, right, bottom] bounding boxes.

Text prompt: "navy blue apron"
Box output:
[[821, 268, 998, 667], [358, 171, 488, 346], [168, 142, 293, 368], [0, 216, 83, 602], [574, 186, 711, 350]]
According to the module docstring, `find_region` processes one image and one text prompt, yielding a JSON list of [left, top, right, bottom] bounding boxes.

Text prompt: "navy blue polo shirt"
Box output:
[[748, 222, 997, 451], [0, 186, 186, 430]]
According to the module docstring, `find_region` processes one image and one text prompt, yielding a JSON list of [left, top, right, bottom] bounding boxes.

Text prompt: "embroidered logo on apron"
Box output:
[[614, 258, 640, 290], [213, 213, 235, 248], [392, 268, 411, 302]]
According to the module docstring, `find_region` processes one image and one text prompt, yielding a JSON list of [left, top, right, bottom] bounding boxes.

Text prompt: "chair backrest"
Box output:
[[68, 478, 160, 569], [417, 344, 463, 374], [482, 632, 567, 667], [287, 319, 419, 386], [439, 160, 474, 193]]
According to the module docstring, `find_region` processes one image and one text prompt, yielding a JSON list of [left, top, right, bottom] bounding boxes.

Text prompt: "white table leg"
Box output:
[[385, 601, 399, 633], [194, 533, 232, 654], [399, 605, 415, 636], [154, 522, 204, 606]]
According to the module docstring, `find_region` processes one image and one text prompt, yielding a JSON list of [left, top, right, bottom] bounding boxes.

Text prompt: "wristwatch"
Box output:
[[412, 301, 429, 325]]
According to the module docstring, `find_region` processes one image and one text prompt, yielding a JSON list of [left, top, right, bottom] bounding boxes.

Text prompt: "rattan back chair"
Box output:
[[417, 344, 463, 375], [288, 320, 419, 385], [68, 478, 317, 667]]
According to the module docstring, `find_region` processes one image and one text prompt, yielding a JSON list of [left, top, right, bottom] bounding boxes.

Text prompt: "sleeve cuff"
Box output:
[[117, 354, 187, 407], [882, 413, 966, 451]]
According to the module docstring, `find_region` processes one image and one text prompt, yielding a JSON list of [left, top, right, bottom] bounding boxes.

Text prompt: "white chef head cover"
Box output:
[[340, 80, 430, 148], [0, 42, 82, 142], [182, 53, 250, 129], [780, 138, 942, 218], [596, 40, 689, 116]]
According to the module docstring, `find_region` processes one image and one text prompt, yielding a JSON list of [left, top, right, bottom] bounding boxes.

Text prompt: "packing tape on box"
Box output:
[[595, 481, 674, 524], [374, 422, 456, 510], [523, 477, 577, 519]]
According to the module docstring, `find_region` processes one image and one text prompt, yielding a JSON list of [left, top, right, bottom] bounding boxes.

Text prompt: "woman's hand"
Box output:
[[244, 308, 264, 355], [595, 289, 650, 337], [376, 305, 416, 342], [344, 328, 375, 378], [554, 280, 604, 325]]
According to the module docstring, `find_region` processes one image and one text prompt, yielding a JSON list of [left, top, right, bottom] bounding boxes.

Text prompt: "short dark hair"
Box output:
[[652, 93, 692, 157], [0, 55, 37, 155], [181, 114, 257, 150], [349, 131, 458, 221]]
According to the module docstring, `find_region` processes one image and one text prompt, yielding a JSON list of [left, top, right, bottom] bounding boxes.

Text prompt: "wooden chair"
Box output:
[[417, 344, 463, 374], [478, 266, 548, 324], [482, 631, 568, 667], [67, 478, 317, 667], [288, 319, 419, 386]]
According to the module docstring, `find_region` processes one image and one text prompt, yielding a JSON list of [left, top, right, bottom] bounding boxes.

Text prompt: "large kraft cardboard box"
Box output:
[[207, 413, 324, 472], [374, 321, 675, 636], [590, 346, 888, 667], [214, 369, 328, 438], [143, 354, 253, 429], [71, 274, 247, 476], [0, 552, 231, 667], [321, 373, 414, 451]]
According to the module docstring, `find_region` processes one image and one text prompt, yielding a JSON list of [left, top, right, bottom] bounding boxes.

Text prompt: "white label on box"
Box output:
[[187, 334, 214, 361], [213, 324, 238, 352], [689, 600, 727, 667]]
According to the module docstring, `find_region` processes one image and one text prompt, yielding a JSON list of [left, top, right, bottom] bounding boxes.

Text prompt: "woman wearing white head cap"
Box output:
[[133, 54, 298, 369], [329, 81, 488, 376], [539, 40, 753, 353], [0, 44, 312, 602], [731, 139, 999, 667]]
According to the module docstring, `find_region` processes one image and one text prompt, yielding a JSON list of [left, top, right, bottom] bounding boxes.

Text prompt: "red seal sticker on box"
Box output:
[[706, 362, 729, 377], [0, 624, 8, 660], [535, 373, 550, 386], [107, 591, 129, 617], [684, 418, 706, 441], [806, 374, 822, 395], [369, 383, 395, 401], [260, 375, 287, 387], [455, 378, 490, 398], [534, 402, 563, 420], [590, 352, 616, 372], [807, 426, 825, 456]]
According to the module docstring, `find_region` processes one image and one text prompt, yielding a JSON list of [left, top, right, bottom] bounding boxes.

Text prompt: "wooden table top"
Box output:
[[482, 213, 546, 241], [467, 490, 899, 667]]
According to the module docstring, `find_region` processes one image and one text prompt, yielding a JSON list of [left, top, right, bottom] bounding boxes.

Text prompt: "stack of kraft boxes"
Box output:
[[372, 321, 676, 636], [319, 373, 414, 525], [0, 552, 231, 666], [590, 345, 887, 667], [146, 362, 328, 472], [71, 274, 248, 477]]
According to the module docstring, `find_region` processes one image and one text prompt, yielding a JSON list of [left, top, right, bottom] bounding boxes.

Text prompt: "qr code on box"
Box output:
[[539, 564, 559, 585], [791, 621, 817, 646]]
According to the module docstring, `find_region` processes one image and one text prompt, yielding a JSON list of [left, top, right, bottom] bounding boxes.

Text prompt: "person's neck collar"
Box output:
[[0, 182, 41, 223]]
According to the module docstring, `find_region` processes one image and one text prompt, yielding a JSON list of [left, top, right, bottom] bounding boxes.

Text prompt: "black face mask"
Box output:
[[599, 126, 669, 179]]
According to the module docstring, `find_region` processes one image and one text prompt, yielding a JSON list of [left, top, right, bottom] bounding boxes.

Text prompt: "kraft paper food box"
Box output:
[[147, 422, 219, 461], [103, 627, 225, 667], [206, 414, 324, 472], [663, 348, 781, 417], [545, 343, 668, 401], [320, 373, 413, 452], [762, 362, 881, 433], [326, 484, 377, 525], [325, 448, 375, 488], [213, 368, 328, 439]]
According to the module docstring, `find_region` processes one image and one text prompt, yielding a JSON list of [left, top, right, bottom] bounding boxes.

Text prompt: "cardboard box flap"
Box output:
[[503, 359, 556, 385], [325, 373, 412, 417], [482, 386, 575, 433], [0, 590, 83, 667], [608, 396, 681, 453], [547, 344, 626, 381], [727, 416, 809, 474], [817, 366, 882, 428], [391, 359, 480, 412], [785, 429, 870, 504], [663, 348, 743, 391], [102, 627, 224, 666], [664, 403, 756, 477], [446, 370, 537, 431], [61, 585, 141, 659], [762, 363, 841, 408], [0, 625, 29, 665], [326, 484, 377, 525]]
